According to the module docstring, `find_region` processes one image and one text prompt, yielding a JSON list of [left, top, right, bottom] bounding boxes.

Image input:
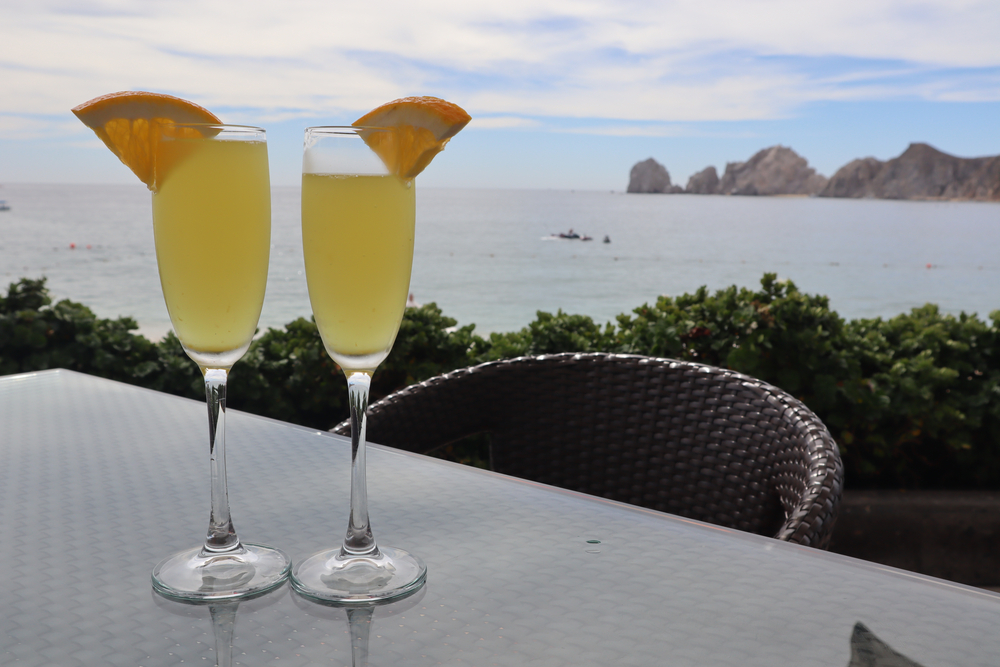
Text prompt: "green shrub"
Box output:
[[0, 277, 164, 384], [837, 306, 1000, 488], [471, 309, 616, 362], [229, 317, 343, 429], [376, 303, 481, 400], [613, 274, 853, 412], [606, 276, 1000, 489], [6, 275, 1000, 490], [228, 303, 483, 430]]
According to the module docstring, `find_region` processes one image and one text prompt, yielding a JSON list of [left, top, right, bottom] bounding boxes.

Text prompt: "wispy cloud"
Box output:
[[1, 0, 998, 142], [555, 124, 760, 139], [470, 116, 542, 129]]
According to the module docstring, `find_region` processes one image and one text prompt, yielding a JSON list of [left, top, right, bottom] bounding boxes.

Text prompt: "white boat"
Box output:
[[0, 200, 9, 211]]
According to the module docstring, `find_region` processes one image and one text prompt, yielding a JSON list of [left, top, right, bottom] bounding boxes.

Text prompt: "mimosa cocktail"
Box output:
[[292, 126, 426, 603], [291, 97, 469, 604], [301, 173, 415, 371], [73, 92, 290, 601], [153, 135, 271, 363], [148, 124, 290, 600]]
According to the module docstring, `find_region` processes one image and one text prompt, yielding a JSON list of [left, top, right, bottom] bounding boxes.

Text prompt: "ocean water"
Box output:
[[1, 182, 998, 340]]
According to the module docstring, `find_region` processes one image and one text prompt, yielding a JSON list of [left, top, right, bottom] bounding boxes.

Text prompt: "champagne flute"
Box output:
[[150, 123, 290, 600], [291, 126, 426, 603]]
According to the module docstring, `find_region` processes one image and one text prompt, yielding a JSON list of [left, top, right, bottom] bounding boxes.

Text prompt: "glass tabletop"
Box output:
[[1, 369, 998, 666]]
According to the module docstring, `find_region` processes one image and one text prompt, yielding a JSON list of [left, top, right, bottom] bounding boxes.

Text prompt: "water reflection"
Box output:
[[292, 583, 426, 666]]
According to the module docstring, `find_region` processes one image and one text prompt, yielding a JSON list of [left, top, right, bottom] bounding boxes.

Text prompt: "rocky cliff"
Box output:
[[629, 147, 825, 196], [716, 145, 828, 196], [819, 143, 1000, 201], [685, 166, 720, 194], [627, 158, 684, 193], [630, 143, 1000, 201]]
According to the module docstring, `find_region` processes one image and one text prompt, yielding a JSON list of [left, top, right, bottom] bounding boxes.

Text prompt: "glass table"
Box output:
[[2, 369, 998, 666]]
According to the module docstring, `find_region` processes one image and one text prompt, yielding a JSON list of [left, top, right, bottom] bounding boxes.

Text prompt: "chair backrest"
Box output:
[[334, 353, 844, 548]]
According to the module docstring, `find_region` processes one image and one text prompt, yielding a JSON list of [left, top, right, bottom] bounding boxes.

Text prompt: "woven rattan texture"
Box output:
[[335, 353, 843, 548]]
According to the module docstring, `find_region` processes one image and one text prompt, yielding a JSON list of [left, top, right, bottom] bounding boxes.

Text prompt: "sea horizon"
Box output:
[[2, 182, 999, 342]]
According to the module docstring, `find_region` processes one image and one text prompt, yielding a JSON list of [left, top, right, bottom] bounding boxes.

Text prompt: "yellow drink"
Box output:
[[301, 173, 415, 372], [151, 135, 271, 367]]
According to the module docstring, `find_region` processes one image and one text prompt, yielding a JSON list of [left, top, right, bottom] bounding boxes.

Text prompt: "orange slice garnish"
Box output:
[[72, 91, 221, 190], [353, 96, 470, 179]]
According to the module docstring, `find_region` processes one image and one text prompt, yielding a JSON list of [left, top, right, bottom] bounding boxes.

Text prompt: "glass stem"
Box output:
[[342, 371, 378, 557], [203, 368, 242, 554]]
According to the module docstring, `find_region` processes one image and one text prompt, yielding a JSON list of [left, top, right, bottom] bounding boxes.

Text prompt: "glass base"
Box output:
[[291, 546, 427, 604], [152, 543, 291, 601]]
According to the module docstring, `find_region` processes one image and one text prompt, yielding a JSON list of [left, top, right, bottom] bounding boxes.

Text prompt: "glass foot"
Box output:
[[291, 546, 426, 603], [152, 543, 291, 601]]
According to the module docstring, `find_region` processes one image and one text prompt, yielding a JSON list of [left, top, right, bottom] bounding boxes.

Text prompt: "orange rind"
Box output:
[[72, 91, 221, 190], [353, 96, 470, 179]]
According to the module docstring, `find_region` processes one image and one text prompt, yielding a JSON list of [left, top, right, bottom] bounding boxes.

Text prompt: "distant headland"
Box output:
[[628, 143, 1000, 201]]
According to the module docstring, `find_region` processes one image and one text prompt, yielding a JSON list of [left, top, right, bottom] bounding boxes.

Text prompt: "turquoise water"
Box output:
[[1, 182, 998, 339]]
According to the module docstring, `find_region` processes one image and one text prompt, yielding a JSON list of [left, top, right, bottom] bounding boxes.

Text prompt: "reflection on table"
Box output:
[[2, 369, 999, 666]]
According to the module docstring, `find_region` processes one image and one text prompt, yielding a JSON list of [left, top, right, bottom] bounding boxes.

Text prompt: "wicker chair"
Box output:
[[334, 353, 844, 548]]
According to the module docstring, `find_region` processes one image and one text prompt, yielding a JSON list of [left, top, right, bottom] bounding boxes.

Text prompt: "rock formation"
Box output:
[[628, 143, 999, 201], [627, 158, 684, 193], [819, 143, 1000, 201], [716, 145, 828, 196], [685, 166, 720, 194], [817, 157, 883, 198]]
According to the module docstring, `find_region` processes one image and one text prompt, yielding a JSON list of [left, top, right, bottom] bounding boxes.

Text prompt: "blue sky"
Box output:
[[2, 0, 999, 190]]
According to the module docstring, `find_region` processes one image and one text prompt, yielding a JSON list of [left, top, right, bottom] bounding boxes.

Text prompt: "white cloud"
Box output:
[[0, 0, 998, 135], [470, 117, 542, 129], [555, 124, 759, 139]]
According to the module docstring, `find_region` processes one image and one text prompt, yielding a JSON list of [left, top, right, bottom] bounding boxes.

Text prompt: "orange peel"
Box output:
[[353, 96, 470, 179], [72, 91, 221, 190]]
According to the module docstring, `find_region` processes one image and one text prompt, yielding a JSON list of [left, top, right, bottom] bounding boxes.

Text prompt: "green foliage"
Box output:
[[227, 303, 484, 430], [146, 332, 203, 400], [607, 275, 1000, 489], [375, 303, 481, 401], [229, 317, 343, 429], [472, 310, 616, 362], [7, 275, 1000, 490], [613, 274, 852, 410], [837, 306, 1000, 488], [0, 277, 165, 384]]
